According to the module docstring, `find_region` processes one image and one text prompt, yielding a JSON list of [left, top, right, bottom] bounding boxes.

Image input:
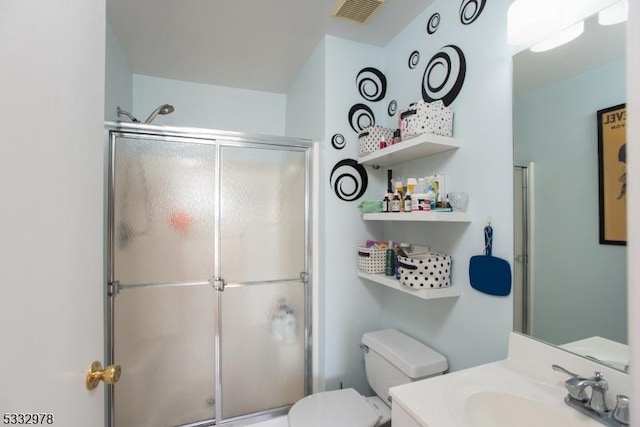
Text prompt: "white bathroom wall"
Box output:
[[284, 39, 327, 392], [132, 75, 287, 135], [285, 40, 326, 142], [286, 0, 516, 393], [514, 59, 627, 345], [105, 22, 133, 121], [375, 0, 515, 371], [320, 35, 389, 394]]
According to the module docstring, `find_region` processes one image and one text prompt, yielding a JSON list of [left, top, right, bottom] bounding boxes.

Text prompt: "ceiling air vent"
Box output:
[[332, 0, 385, 24]]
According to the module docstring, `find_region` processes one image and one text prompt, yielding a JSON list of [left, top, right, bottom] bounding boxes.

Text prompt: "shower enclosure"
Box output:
[[104, 123, 312, 427]]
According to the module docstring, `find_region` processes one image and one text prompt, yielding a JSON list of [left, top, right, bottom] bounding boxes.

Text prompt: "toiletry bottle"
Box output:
[[406, 178, 417, 194], [393, 129, 401, 144], [391, 191, 401, 212], [382, 194, 390, 213], [271, 300, 287, 342], [284, 309, 297, 344], [411, 193, 420, 212], [403, 191, 412, 212], [394, 245, 401, 279], [385, 248, 395, 276], [427, 185, 435, 211], [394, 180, 404, 200]]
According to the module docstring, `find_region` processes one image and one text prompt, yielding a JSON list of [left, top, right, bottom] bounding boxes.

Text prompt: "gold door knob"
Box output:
[[86, 361, 121, 390]]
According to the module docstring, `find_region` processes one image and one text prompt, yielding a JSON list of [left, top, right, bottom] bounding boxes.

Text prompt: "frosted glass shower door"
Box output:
[[110, 135, 217, 427], [218, 144, 308, 420]]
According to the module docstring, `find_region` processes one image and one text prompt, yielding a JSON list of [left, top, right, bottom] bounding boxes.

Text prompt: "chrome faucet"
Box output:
[[552, 365, 629, 426]]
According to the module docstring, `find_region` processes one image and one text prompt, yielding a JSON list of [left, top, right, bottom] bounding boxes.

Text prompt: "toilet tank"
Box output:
[[361, 329, 448, 405]]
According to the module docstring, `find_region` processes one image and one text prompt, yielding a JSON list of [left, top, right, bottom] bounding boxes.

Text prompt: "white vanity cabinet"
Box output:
[[358, 132, 469, 300], [391, 402, 423, 427]]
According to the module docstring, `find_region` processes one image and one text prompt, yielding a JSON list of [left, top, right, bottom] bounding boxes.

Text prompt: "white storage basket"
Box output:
[[401, 100, 453, 139], [397, 252, 452, 289], [357, 247, 387, 274], [358, 126, 394, 156]]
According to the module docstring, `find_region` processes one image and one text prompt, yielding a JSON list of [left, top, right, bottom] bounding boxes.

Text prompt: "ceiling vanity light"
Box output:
[[530, 20, 585, 52], [507, 0, 558, 46], [598, 0, 628, 25], [507, 0, 621, 50]]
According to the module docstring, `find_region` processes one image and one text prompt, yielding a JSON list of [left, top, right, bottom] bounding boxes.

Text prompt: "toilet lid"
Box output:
[[288, 388, 379, 427]]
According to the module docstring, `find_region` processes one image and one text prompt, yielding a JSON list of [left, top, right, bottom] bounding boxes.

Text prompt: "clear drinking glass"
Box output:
[[448, 192, 469, 212]]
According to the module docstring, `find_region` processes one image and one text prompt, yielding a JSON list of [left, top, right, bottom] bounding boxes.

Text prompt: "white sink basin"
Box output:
[[445, 362, 601, 427], [389, 333, 631, 427], [465, 391, 601, 427]]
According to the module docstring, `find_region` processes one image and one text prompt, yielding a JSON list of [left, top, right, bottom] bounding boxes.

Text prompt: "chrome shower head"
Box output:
[[144, 104, 175, 124], [116, 106, 139, 122]]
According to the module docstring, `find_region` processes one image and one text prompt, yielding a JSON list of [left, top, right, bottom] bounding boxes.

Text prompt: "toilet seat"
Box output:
[[288, 388, 379, 427]]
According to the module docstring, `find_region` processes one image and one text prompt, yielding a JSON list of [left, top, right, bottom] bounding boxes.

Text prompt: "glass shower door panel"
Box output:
[[113, 136, 216, 285], [219, 146, 306, 283], [218, 145, 307, 420], [113, 285, 216, 427], [220, 282, 305, 419]]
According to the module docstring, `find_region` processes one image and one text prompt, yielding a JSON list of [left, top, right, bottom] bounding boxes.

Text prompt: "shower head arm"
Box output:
[[116, 106, 139, 123]]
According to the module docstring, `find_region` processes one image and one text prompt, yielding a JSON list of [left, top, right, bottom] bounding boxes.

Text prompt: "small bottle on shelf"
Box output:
[[406, 178, 417, 194], [393, 129, 401, 144], [382, 194, 390, 213], [385, 248, 395, 276], [427, 185, 436, 211], [403, 192, 412, 212], [391, 192, 401, 212]]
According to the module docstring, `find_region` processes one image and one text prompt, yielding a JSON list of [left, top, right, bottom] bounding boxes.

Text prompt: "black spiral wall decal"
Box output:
[[422, 45, 467, 106], [356, 67, 387, 102], [408, 51, 420, 69], [459, 0, 486, 25], [330, 159, 368, 202], [331, 133, 346, 150], [427, 13, 440, 34], [388, 100, 397, 116], [348, 103, 375, 133]]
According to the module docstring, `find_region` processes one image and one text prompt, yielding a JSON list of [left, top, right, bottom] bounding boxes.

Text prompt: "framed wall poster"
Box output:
[[597, 103, 627, 245]]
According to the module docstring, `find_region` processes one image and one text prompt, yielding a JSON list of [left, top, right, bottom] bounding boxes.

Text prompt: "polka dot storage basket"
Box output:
[[401, 100, 453, 139], [397, 252, 452, 289], [357, 247, 387, 274], [358, 125, 394, 156]]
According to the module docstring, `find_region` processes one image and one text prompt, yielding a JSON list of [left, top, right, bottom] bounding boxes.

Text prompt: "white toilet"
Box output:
[[288, 329, 448, 427]]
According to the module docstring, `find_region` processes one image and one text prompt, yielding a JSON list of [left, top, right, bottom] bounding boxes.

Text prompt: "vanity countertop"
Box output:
[[389, 332, 631, 427]]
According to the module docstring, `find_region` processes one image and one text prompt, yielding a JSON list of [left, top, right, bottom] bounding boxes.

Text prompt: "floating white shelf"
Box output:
[[358, 271, 461, 300], [363, 212, 471, 222], [358, 133, 460, 167]]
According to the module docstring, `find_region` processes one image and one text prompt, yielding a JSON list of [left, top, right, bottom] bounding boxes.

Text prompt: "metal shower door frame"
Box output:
[[104, 122, 313, 427], [514, 163, 534, 335]]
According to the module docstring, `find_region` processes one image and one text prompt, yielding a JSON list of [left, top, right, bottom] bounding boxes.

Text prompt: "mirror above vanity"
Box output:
[[511, 5, 628, 372]]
